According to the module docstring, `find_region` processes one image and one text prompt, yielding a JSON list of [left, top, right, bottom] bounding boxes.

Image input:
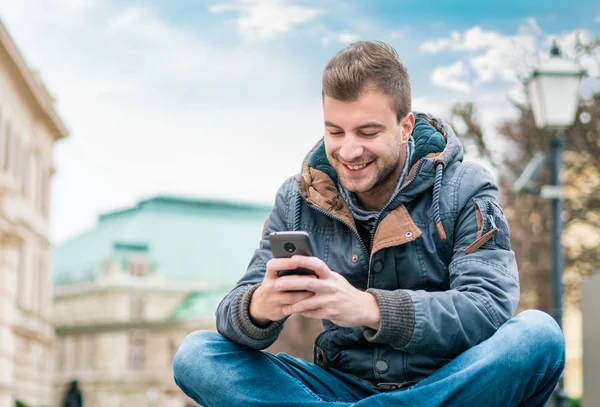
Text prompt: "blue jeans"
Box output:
[[173, 310, 565, 407]]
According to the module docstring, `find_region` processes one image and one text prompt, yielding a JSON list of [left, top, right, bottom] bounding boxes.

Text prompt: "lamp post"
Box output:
[[525, 40, 584, 407]]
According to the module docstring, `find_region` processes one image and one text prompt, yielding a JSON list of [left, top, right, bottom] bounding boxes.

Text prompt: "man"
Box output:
[[174, 41, 565, 406]]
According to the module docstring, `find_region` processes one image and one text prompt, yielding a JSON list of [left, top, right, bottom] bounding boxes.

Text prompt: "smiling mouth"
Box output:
[[343, 161, 373, 171]]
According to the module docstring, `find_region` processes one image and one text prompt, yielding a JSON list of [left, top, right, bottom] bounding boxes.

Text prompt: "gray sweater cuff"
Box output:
[[233, 284, 285, 342], [361, 288, 415, 348]]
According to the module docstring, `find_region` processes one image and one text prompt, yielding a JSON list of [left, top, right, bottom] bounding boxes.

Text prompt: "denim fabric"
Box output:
[[174, 310, 565, 407]]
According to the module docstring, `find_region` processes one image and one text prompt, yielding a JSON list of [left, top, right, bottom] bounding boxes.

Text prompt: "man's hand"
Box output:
[[276, 256, 381, 329], [249, 258, 316, 326]]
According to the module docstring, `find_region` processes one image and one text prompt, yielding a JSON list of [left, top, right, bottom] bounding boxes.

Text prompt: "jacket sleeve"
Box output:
[[215, 177, 296, 350], [363, 163, 520, 358]]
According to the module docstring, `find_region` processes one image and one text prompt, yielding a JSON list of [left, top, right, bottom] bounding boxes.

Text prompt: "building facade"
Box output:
[[54, 280, 227, 407], [0, 19, 69, 407], [52, 196, 286, 407]]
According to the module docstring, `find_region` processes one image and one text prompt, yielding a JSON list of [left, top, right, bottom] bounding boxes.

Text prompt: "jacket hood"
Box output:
[[297, 112, 464, 242], [301, 112, 463, 192]]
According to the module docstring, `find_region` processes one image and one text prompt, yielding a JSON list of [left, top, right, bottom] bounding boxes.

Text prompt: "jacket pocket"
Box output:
[[314, 326, 366, 372], [465, 198, 511, 254], [313, 329, 332, 368]]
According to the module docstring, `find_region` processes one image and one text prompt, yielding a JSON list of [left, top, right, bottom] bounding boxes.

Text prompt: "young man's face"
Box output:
[[323, 87, 414, 195]]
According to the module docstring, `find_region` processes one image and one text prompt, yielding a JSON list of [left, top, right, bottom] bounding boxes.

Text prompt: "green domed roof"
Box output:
[[52, 195, 272, 286], [170, 287, 232, 320]]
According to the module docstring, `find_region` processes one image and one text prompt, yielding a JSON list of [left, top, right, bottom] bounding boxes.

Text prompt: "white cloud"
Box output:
[[0, 0, 326, 244], [420, 22, 542, 89], [545, 29, 600, 93], [421, 19, 600, 92], [431, 61, 471, 93], [319, 30, 360, 47], [412, 97, 453, 118], [390, 30, 406, 39], [418, 18, 600, 174], [338, 32, 359, 43], [209, 0, 324, 41], [419, 26, 507, 53], [524, 17, 542, 35]]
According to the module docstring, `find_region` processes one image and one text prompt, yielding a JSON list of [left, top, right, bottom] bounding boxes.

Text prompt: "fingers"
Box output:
[[266, 256, 331, 280], [283, 296, 328, 315], [276, 275, 329, 293], [290, 256, 333, 279], [281, 290, 314, 304], [265, 257, 303, 280], [265, 258, 290, 280]]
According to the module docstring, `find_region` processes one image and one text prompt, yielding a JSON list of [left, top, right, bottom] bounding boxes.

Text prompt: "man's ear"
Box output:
[[399, 112, 415, 143]]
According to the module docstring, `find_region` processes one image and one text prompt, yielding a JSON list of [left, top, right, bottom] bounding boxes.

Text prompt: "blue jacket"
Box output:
[[216, 112, 520, 386]]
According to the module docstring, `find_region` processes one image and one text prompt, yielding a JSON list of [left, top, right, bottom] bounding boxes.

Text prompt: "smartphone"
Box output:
[[269, 231, 317, 277]]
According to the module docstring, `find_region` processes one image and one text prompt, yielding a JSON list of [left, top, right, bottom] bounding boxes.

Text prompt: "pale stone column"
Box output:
[[0, 236, 19, 407], [582, 272, 600, 407]]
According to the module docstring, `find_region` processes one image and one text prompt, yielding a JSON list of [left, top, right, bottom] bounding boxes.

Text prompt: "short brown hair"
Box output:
[[322, 41, 411, 122]]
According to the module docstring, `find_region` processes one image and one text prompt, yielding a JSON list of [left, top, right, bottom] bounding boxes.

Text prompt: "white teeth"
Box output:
[[347, 163, 368, 170]]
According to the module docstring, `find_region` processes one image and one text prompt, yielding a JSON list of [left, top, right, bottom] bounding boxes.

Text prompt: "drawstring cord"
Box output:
[[293, 191, 302, 231], [432, 162, 447, 242]]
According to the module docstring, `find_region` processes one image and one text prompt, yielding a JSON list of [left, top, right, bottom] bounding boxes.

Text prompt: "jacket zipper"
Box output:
[[306, 204, 372, 288], [366, 160, 425, 288], [303, 159, 425, 289], [486, 200, 497, 231]]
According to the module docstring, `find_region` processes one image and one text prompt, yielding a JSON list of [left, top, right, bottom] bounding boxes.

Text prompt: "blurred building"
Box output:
[[563, 305, 582, 399], [581, 271, 600, 407], [0, 19, 69, 407], [52, 196, 279, 407]]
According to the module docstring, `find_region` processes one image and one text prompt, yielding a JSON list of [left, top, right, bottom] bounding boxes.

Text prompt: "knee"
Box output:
[[173, 330, 226, 387], [512, 310, 565, 366]]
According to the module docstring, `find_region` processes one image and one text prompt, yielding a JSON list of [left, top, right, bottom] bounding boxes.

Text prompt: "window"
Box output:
[[129, 331, 145, 370], [13, 137, 20, 179], [88, 336, 98, 370], [128, 261, 148, 277], [44, 170, 49, 216], [130, 294, 145, 321], [79, 336, 89, 371], [17, 244, 27, 307], [39, 166, 49, 217], [34, 161, 50, 217], [30, 249, 39, 313], [0, 110, 4, 169], [21, 147, 29, 196], [37, 250, 46, 316], [102, 260, 113, 277], [58, 339, 66, 370], [33, 158, 40, 210], [63, 337, 74, 371], [73, 337, 82, 370], [4, 124, 11, 172]]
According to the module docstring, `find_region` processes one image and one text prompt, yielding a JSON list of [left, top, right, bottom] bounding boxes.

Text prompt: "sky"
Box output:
[[0, 0, 598, 245]]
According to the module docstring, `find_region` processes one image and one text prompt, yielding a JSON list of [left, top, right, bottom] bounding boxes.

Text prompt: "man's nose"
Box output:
[[339, 135, 364, 162]]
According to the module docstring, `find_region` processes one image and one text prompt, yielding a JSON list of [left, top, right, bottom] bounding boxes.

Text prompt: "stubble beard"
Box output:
[[337, 155, 402, 195]]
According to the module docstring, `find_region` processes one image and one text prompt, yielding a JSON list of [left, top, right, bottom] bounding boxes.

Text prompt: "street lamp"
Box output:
[[525, 40, 585, 407]]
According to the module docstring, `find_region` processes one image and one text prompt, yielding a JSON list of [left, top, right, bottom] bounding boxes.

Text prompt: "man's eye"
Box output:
[[329, 131, 344, 136], [360, 132, 379, 137]]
